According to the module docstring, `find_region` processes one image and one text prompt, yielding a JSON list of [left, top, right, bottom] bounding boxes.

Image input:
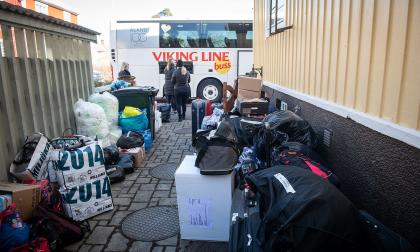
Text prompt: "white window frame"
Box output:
[[265, 0, 288, 37]]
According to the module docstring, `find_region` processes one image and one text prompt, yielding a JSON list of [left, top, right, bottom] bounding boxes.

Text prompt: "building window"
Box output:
[[265, 0, 287, 36], [34, 1, 48, 15]]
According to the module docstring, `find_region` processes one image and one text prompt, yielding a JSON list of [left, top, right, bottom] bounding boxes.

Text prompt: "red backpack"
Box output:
[[273, 150, 340, 187], [10, 238, 50, 252]]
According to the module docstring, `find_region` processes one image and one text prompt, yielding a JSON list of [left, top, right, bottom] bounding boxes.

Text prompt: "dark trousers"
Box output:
[[166, 95, 176, 111], [175, 91, 188, 117]]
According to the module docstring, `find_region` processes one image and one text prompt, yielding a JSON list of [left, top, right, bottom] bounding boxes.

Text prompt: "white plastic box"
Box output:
[[175, 155, 234, 242]]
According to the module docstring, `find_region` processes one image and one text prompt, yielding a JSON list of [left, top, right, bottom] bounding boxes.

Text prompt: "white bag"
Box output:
[[88, 92, 119, 126], [53, 141, 114, 221], [74, 99, 109, 139], [10, 133, 52, 181]]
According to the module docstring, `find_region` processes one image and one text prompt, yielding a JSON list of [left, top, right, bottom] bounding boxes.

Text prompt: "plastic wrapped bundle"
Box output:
[[108, 126, 123, 145], [74, 99, 109, 139], [88, 92, 119, 126]]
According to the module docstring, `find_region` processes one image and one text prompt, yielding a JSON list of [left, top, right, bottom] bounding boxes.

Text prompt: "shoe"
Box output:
[[178, 117, 182, 122], [182, 114, 186, 120]]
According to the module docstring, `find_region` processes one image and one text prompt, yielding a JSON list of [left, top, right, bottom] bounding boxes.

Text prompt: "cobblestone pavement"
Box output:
[[64, 107, 228, 252]]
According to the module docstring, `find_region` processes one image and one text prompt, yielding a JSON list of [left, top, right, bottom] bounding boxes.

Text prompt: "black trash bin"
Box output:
[[112, 86, 159, 140]]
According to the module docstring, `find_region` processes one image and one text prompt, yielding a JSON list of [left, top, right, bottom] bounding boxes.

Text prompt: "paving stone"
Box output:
[[89, 245, 104, 252], [136, 177, 151, 184], [159, 180, 173, 184], [123, 180, 135, 187], [119, 206, 128, 210], [156, 183, 171, 190], [63, 238, 84, 251], [148, 201, 158, 207], [165, 247, 177, 252], [88, 220, 98, 230], [128, 202, 148, 211], [86, 226, 114, 245], [105, 233, 129, 252], [118, 193, 135, 198], [109, 211, 132, 226], [79, 245, 91, 252], [141, 183, 157, 190], [125, 173, 139, 180], [134, 190, 153, 202], [129, 186, 140, 194], [98, 220, 108, 226], [156, 235, 178, 246], [129, 241, 153, 252], [151, 246, 164, 252], [151, 197, 159, 202], [113, 197, 131, 206], [158, 197, 177, 206], [153, 190, 170, 198], [93, 208, 115, 220]]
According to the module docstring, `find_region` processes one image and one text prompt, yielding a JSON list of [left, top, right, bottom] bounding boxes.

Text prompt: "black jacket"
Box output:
[[171, 68, 191, 95], [163, 66, 175, 96]]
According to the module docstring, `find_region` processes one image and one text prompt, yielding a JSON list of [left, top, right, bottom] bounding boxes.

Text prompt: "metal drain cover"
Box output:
[[174, 128, 191, 134], [150, 163, 178, 179], [121, 207, 179, 241]]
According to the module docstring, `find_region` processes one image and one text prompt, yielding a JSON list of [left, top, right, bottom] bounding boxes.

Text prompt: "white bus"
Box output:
[[110, 19, 253, 102]]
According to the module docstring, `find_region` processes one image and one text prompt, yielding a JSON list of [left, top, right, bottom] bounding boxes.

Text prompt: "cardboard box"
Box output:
[[0, 182, 41, 220], [238, 89, 261, 99], [119, 146, 146, 168], [237, 98, 269, 115], [238, 77, 262, 92]]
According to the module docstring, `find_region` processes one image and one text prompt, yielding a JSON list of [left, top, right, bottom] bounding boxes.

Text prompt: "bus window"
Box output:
[[202, 22, 238, 48], [243, 23, 253, 48], [160, 22, 200, 48]]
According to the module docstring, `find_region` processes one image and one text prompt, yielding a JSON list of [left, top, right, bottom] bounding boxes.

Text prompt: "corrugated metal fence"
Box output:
[[0, 3, 99, 180]]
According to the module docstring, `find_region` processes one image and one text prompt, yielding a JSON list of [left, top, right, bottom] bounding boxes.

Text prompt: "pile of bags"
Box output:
[[192, 105, 417, 252], [3, 133, 114, 251]]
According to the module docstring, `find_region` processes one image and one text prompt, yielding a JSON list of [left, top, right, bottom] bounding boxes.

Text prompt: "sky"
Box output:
[[66, 0, 254, 45]]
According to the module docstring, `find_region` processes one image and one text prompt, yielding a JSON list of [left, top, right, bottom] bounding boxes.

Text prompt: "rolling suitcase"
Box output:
[[229, 188, 263, 252], [192, 99, 211, 138]]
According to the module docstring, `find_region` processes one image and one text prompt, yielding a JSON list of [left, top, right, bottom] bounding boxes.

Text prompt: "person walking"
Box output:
[[172, 60, 191, 122], [163, 58, 177, 112]]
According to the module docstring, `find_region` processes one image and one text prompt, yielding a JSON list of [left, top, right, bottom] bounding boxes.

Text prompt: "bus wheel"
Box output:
[[197, 78, 222, 102]]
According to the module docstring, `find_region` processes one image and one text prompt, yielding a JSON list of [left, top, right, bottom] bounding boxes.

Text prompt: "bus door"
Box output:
[[237, 50, 253, 76]]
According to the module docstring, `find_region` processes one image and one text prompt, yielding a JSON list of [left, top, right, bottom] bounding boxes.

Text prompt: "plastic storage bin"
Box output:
[[112, 87, 159, 140], [175, 155, 234, 241]]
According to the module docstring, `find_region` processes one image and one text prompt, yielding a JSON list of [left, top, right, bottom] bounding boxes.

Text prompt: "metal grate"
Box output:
[[121, 207, 179, 241], [150, 163, 178, 180]]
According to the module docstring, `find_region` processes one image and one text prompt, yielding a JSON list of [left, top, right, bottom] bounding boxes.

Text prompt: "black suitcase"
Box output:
[[192, 99, 208, 138], [105, 165, 125, 184], [358, 210, 417, 252], [229, 188, 263, 252]]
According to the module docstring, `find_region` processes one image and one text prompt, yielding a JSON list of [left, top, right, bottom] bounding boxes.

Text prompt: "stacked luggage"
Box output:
[[190, 97, 417, 251]]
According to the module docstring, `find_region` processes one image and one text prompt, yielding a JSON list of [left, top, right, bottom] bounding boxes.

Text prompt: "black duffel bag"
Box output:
[[103, 145, 119, 165], [262, 110, 318, 149], [117, 154, 134, 174], [116, 131, 144, 149], [194, 120, 240, 175], [245, 165, 364, 252]]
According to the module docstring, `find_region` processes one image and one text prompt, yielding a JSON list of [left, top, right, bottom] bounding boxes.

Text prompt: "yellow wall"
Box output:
[[71, 14, 78, 24], [26, 0, 35, 10], [254, 0, 420, 131], [48, 5, 63, 20]]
